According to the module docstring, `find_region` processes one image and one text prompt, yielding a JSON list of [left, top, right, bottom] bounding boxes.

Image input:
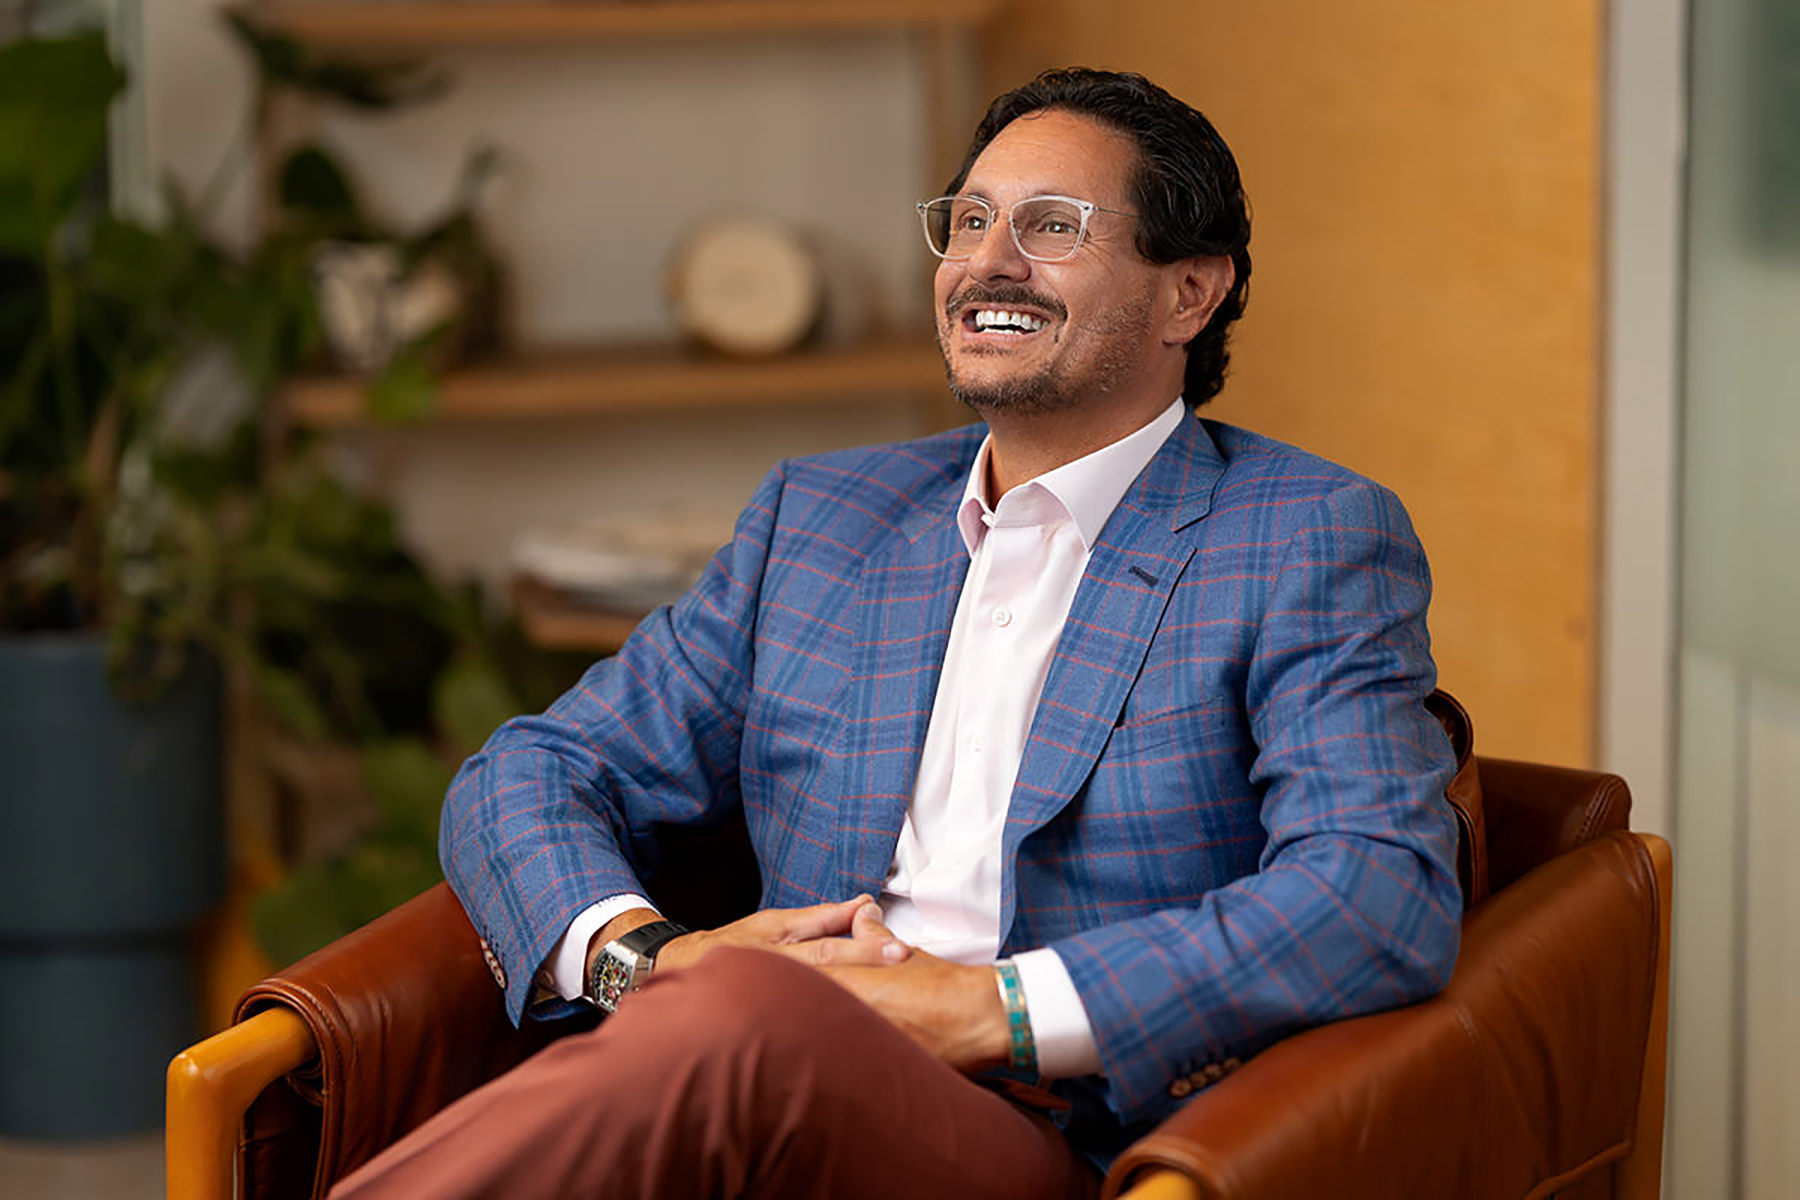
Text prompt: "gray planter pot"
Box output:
[[0, 633, 224, 1138]]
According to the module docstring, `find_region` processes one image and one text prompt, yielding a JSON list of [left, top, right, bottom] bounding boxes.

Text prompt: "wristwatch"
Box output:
[[586, 919, 689, 1014]]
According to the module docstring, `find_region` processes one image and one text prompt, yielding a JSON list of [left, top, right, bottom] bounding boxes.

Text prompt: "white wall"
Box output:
[[141, 0, 258, 246]]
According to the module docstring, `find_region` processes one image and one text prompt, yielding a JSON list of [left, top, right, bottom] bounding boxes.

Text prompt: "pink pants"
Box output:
[[330, 947, 1100, 1200]]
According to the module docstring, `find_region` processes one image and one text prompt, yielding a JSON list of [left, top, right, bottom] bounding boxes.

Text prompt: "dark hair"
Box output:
[[947, 68, 1252, 406]]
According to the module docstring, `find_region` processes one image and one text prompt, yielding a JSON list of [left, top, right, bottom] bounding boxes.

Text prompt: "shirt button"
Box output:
[[969, 735, 984, 754], [992, 607, 1012, 627]]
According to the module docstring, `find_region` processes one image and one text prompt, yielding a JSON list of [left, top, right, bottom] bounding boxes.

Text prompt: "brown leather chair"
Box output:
[[167, 692, 1671, 1200]]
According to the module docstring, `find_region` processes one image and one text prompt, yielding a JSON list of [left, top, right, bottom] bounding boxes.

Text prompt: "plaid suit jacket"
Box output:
[[442, 411, 1462, 1137]]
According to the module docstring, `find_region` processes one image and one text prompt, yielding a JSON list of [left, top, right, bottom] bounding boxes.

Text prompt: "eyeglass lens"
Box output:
[[923, 197, 1088, 261]]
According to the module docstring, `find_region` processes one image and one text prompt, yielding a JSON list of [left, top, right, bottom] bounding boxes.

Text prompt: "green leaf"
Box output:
[[251, 860, 356, 968], [364, 348, 438, 423], [251, 841, 442, 966], [278, 144, 360, 227], [254, 662, 329, 741], [433, 652, 521, 757], [230, 541, 350, 599], [361, 738, 454, 848], [222, 12, 449, 110], [83, 216, 192, 307], [342, 840, 443, 916], [0, 34, 125, 257]]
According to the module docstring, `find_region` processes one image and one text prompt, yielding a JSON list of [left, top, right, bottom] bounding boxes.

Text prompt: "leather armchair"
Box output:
[[168, 693, 1670, 1200]]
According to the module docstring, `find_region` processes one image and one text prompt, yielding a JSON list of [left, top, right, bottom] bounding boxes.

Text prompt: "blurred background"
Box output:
[[0, 0, 1792, 1196]]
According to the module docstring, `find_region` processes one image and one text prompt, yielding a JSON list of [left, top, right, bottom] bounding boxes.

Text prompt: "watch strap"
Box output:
[[615, 918, 688, 963]]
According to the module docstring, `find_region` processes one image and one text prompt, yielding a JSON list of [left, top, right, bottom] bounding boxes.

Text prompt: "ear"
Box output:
[[1161, 255, 1235, 347]]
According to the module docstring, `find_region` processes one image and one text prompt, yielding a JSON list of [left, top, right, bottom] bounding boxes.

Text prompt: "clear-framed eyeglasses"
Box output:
[[916, 194, 1136, 263]]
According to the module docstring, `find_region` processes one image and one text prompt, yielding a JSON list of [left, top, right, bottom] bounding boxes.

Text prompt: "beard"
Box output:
[[937, 281, 1155, 416]]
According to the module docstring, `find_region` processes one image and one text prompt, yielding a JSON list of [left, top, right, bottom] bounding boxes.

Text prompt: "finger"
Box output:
[[768, 895, 872, 944], [851, 901, 909, 962], [780, 933, 906, 969], [849, 900, 891, 937]]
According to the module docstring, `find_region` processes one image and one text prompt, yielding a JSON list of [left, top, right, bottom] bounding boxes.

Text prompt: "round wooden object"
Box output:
[[668, 214, 823, 356]]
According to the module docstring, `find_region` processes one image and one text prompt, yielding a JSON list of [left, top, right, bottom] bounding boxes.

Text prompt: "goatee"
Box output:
[[936, 281, 1153, 416], [938, 282, 1076, 415]]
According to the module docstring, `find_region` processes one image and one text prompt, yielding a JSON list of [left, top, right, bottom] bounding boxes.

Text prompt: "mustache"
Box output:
[[946, 283, 1067, 321]]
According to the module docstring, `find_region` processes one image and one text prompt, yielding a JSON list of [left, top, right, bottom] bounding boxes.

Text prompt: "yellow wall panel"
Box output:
[[983, 0, 1602, 764]]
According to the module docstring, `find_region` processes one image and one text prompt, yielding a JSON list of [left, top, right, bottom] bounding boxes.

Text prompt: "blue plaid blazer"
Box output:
[[442, 411, 1462, 1137]]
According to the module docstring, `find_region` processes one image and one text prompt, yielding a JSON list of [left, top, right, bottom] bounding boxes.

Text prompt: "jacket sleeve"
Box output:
[[1048, 480, 1463, 1126], [439, 464, 786, 1023]]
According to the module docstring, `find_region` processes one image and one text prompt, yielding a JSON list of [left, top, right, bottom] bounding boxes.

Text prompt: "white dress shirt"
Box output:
[[544, 397, 1189, 1081]]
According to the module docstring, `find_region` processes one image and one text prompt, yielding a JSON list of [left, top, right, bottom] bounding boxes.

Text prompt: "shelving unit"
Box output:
[[512, 577, 644, 653], [237, 0, 988, 186], [252, 0, 992, 649], [285, 337, 948, 426], [234, 1, 1000, 45]]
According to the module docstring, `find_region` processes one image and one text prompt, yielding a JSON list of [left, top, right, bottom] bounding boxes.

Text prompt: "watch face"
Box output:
[[592, 949, 637, 1013]]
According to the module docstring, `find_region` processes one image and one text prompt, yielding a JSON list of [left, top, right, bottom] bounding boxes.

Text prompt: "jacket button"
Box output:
[[479, 938, 507, 990], [1222, 1056, 1241, 1072], [1168, 1078, 1194, 1098]]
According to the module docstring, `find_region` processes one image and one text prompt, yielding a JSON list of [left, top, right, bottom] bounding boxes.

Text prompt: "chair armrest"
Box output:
[[232, 882, 588, 1198], [1116, 1172, 1202, 1200], [1102, 833, 1662, 1200], [167, 1009, 315, 1200]]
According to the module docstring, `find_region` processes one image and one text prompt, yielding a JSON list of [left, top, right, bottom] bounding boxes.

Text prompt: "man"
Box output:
[[336, 68, 1462, 1199]]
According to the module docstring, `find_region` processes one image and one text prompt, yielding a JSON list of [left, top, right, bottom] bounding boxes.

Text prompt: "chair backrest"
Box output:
[[1476, 756, 1633, 891], [1426, 689, 1488, 907], [1424, 687, 1634, 908]]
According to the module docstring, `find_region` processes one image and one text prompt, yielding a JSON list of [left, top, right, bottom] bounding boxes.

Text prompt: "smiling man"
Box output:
[[334, 69, 1462, 1200]]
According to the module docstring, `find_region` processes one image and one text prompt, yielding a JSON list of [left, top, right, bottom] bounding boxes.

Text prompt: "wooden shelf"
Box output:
[[513, 576, 646, 653], [284, 338, 948, 426], [235, 1, 1001, 45]]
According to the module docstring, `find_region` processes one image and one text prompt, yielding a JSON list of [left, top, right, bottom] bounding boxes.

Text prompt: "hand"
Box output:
[[819, 907, 1011, 1074], [652, 895, 911, 974]]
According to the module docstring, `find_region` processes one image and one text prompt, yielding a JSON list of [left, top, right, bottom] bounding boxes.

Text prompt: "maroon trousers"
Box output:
[[330, 948, 1100, 1200]]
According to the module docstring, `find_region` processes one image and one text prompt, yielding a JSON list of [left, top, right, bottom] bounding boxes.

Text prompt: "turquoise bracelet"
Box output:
[[993, 959, 1038, 1073]]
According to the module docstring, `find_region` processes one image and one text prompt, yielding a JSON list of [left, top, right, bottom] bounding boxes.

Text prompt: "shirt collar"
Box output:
[[956, 395, 1188, 554]]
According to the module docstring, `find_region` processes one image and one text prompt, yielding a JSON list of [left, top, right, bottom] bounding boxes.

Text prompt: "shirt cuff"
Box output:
[[1010, 947, 1103, 1079], [541, 894, 657, 1001]]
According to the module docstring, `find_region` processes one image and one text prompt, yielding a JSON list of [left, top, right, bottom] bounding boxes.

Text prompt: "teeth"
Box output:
[[972, 308, 1049, 334]]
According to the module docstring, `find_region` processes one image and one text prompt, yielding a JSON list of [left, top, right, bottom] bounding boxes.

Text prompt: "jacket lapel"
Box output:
[[835, 489, 970, 896], [1000, 413, 1227, 934]]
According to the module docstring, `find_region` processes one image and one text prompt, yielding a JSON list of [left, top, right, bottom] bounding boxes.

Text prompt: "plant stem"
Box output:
[[78, 389, 123, 625]]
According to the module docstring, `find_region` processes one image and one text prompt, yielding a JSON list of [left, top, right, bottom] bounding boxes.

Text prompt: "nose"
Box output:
[[963, 210, 1030, 283]]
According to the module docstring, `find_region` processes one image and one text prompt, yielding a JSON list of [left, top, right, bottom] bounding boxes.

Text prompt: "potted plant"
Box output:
[[0, 26, 514, 1137]]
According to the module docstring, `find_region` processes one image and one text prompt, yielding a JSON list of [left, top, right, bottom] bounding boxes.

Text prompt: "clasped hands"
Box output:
[[602, 897, 1010, 1073]]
